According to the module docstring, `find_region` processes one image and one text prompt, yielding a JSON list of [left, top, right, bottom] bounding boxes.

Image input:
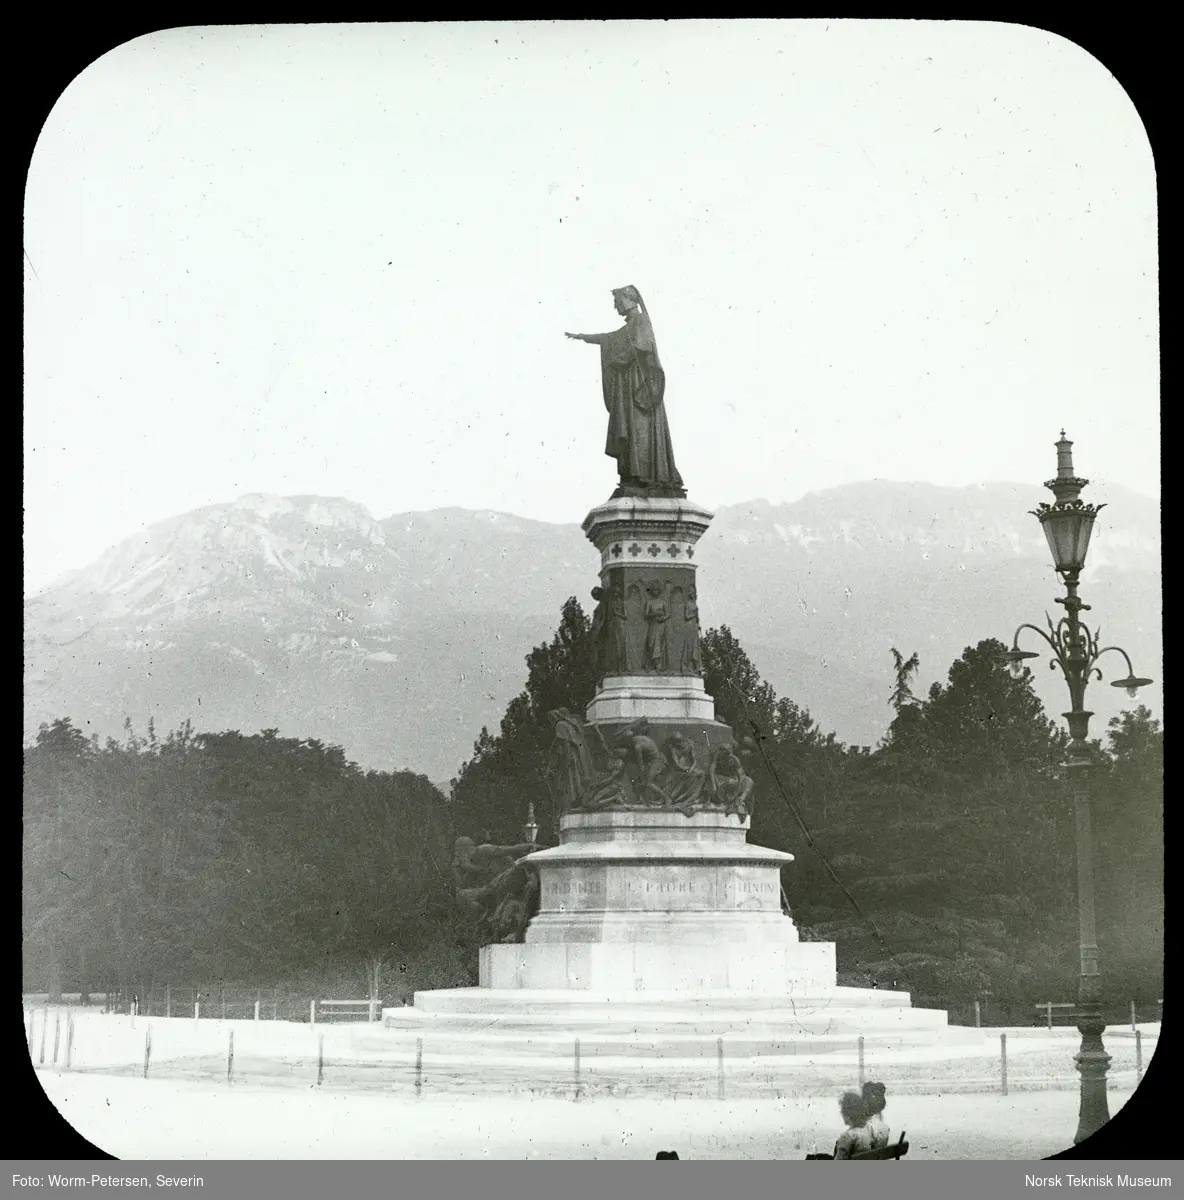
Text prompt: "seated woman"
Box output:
[[861, 1081, 890, 1149], [806, 1091, 874, 1159]]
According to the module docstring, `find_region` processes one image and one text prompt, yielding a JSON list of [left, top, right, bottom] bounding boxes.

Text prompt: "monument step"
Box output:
[[382, 1006, 951, 1035], [408, 986, 917, 1015], [360, 1031, 974, 1058], [352, 1026, 985, 1061]]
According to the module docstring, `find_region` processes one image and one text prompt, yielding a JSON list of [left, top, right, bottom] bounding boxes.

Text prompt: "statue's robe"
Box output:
[[596, 310, 683, 490]]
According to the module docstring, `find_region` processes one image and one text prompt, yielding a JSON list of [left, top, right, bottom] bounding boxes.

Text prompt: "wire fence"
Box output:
[[21, 988, 397, 1023], [25, 990, 1162, 1030], [25, 1006, 1159, 1102]]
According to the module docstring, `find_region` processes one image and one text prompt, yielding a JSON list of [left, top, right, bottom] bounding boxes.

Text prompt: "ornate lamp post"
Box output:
[[1002, 433, 1153, 1145]]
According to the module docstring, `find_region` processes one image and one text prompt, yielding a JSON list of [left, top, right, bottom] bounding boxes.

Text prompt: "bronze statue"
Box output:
[[589, 586, 610, 681], [452, 836, 542, 943], [643, 581, 670, 672], [566, 286, 685, 496], [659, 732, 706, 812], [608, 584, 630, 674], [708, 744, 755, 816], [545, 707, 597, 815], [681, 587, 702, 674]]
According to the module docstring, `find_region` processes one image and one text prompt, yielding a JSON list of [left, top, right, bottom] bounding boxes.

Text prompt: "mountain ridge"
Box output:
[[24, 481, 1161, 784]]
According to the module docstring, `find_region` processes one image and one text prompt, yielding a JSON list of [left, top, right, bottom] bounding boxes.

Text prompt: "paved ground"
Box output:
[[37, 1069, 1136, 1160]]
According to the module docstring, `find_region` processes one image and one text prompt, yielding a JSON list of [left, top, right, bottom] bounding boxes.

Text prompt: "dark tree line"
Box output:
[[24, 596, 1162, 1012], [23, 719, 455, 999], [450, 600, 1164, 1010]]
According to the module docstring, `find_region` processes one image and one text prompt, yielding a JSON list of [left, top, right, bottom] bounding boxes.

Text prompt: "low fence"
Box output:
[[21, 988, 396, 1023], [26, 991, 1163, 1030], [25, 1007, 1159, 1102], [913, 997, 1163, 1030]]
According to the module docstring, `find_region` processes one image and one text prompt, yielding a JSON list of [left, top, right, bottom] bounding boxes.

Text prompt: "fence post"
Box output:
[[254, 1000, 261, 1022], [1000, 1033, 1008, 1095], [974, 1000, 981, 1029], [65, 1016, 74, 1071], [166, 985, 172, 1020], [717, 1036, 726, 1100], [415, 1037, 423, 1096], [317, 1033, 324, 1086], [1046, 1001, 1053, 1030], [1135, 1030, 1143, 1083], [227, 1030, 235, 1083], [857, 1035, 865, 1089], [573, 1038, 581, 1101], [1130, 1000, 1137, 1032], [310, 1000, 316, 1027], [40, 1008, 48, 1064], [221, 984, 226, 1022], [26, 1010, 34, 1056], [53, 1014, 61, 1064], [143, 1026, 152, 1079], [194, 1001, 201, 1023]]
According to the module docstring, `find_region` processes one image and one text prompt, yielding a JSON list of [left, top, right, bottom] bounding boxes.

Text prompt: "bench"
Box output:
[[852, 1132, 909, 1161]]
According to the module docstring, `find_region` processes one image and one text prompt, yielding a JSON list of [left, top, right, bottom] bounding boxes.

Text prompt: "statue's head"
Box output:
[[591, 585, 605, 601], [612, 285, 642, 315], [645, 580, 664, 597], [665, 733, 693, 766], [452, 836, 476, 861]]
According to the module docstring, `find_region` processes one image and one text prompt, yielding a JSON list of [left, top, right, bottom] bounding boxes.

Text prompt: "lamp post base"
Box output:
[[1073, 1015, 1112, 1145]]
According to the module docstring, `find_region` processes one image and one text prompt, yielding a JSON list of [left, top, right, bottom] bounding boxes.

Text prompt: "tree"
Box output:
[[1093, 706, 1164, 1002], [888, 648, 922, 712], [798, 640, 1079, 1003], [451, 596, 597, 843]]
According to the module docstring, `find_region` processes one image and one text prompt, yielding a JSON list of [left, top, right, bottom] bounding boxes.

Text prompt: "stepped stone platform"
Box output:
[[377, 988, 984, 1065], [378, 491, 975, 1077]]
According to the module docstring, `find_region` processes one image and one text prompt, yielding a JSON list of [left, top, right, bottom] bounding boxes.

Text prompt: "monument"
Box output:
[[382, 287, 970, 1067]]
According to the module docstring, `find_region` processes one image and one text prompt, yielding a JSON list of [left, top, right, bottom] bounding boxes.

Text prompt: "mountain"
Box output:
[[23, 484, 1161, 784]]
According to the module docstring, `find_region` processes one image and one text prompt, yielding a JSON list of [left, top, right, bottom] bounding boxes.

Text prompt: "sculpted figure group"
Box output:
[[545, 708, 755, 818], [588, 581, 700, 678], [451, 835, 542, 945]]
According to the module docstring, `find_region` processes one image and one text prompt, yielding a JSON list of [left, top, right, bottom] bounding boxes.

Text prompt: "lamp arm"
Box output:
[[1012, 623, 1057, 654], [1090, 645, 1136, 678]]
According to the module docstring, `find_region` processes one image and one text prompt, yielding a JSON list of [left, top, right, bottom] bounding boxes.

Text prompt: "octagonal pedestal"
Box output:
[[479, 809, 837, 992]]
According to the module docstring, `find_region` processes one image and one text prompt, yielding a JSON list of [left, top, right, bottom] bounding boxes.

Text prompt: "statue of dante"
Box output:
[[566, 286, 685, 496]]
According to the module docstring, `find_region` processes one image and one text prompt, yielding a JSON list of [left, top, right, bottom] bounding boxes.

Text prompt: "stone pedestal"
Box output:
[[482, 809, 835, 991], [383, 494, 961, 1069]]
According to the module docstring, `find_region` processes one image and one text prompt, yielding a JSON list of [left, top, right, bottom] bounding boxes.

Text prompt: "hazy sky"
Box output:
[[24, 21, 1158, 593]]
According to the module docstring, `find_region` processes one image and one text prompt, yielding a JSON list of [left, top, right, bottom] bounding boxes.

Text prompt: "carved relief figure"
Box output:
[[607, 583, 629, 676], [682, 587, 702, 674], [452, 836, 542, 943], [545, 707, 597, 815], [659, 732, 706, 811], [625, 583, 645, 672], [489, 864, 541, 944], [643, 581, 670, 672], [619, 719, 670, 806], [583, 719, 667, 809], [708, 744, 756, 817], [565, 285, 685, 496], [589, 586, 610, 682]]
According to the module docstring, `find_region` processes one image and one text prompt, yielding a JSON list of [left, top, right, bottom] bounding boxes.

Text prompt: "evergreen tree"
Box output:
[[451, 596, 596, 843]]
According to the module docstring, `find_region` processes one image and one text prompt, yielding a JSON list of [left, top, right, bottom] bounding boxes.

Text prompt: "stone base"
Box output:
[[486, 810, 828, 992], [376, 987, 984, 1073], [586, 675, 719, 723], [480, 939, 835, 991]]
